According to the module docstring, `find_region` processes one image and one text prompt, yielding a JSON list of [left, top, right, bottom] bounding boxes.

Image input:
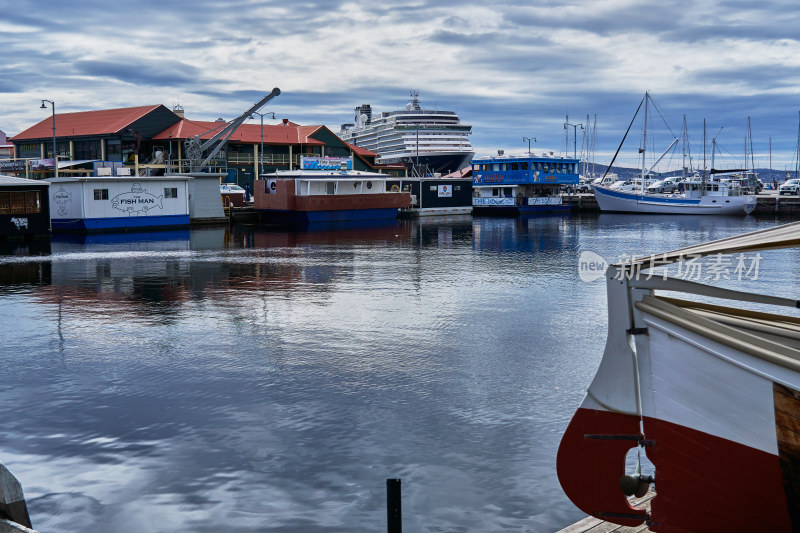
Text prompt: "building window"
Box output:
[[18, 143, 39, 158], [106, 139, 122, 162], [164, 187, 178, 198], [93, 189, 109, 200], [0, 191, 41, 214], [75, 140, 101, 160]]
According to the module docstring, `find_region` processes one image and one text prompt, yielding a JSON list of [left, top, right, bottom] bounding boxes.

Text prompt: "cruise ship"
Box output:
[[338, 91, 474, 175]]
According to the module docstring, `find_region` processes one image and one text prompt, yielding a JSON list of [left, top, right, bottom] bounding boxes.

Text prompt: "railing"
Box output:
[[227, 153, 253, 164]]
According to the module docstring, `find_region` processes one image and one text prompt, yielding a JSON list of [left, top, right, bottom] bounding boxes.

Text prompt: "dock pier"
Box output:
[[557, 490, 656, 533], [565, 191, 800, 216]]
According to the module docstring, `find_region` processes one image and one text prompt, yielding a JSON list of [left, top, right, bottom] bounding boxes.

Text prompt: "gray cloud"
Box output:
[[2, 0, 800, 166], [74, 59, 204, 87]]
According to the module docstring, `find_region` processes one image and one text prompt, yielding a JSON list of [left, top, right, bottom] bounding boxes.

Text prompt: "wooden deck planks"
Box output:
[[556, 491, 656, 533]]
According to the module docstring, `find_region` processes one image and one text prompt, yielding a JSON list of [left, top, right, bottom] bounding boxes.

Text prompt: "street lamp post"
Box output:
[[40, 99, 57, 177], [251, 111, 275, 177], [522, 136, 536, 154], [563, 116, 584, 159]]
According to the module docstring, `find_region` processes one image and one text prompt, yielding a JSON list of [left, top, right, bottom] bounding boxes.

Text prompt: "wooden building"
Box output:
[[10, 105, 407, 193]]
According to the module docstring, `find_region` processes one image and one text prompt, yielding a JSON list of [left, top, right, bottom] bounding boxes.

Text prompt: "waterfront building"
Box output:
[[471, 153, 579, 216], [254, 156, 410, 224], [10, 105, 407, 192], [46, 175, 192, 232]]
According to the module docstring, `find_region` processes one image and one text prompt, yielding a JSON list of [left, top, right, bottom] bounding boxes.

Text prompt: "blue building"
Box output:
[[471, 154, 578, 215]]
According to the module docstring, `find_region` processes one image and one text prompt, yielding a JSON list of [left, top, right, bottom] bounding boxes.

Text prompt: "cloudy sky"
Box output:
[[3, 0, 800, 171]]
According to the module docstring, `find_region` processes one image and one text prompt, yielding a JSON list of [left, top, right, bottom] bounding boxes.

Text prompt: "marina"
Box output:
[[6, 2, 800, 531]]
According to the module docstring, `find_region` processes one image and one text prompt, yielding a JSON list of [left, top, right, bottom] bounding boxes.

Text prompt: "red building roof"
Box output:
[[153, 119, 326, 145], [345, 142, 378, 158], [12, 105, 164, 140]]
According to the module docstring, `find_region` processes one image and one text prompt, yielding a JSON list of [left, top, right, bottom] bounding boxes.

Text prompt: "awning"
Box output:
[[57, 160, 98, 169]]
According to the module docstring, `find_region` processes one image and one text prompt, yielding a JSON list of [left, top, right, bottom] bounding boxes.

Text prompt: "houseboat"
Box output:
[[471, 154, 578, 215], [253, 157, 410, 224], [387, 175, 473, 217], [0, 175, 51, 240], [46, 175, 191, 232]]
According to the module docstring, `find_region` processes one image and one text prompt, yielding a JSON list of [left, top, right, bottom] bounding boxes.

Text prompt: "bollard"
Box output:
[[386, 478, 401, 533]]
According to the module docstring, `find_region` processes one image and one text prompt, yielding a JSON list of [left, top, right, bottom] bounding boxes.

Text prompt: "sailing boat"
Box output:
[[592, 93, 756, 215], [557, 221, 800, 532]]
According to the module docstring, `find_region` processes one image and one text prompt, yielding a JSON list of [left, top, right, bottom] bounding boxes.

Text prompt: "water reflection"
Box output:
[[0, 214, 795, 533]]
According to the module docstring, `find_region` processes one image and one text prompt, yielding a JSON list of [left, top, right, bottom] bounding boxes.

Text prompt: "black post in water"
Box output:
[[386, 478, 401, 533]]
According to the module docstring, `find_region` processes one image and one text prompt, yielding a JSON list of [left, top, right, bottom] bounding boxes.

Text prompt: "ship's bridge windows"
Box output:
[[511, 163, 519, 170], [522, 162, 528, 170], [492, 163, 499, 171], [504, 187, 513, 197], [500, 163, 507, 170], [492, 188, 499, 196], [473, 164, 480, 171]]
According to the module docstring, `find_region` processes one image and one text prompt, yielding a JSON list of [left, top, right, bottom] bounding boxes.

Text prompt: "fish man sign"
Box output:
[[112, 183, 163, 216], [52, 186, 72, 216]]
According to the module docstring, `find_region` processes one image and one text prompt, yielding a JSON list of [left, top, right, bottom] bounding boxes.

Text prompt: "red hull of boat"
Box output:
[[558, 407, 793, 532]]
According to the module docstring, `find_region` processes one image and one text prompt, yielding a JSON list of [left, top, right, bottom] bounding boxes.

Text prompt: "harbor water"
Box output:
[[0, 214, 795, 533]]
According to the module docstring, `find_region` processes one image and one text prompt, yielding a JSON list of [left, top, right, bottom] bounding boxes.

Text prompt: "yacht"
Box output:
[[338, 91, 474, 175]]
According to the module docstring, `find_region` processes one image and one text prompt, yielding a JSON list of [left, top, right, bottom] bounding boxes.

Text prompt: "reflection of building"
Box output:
[[10, 105, 408, 191], [19, 224, 415, 319]]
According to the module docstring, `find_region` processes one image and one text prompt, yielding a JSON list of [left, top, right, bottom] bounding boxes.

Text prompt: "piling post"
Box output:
[[386, 478, 401, 533]]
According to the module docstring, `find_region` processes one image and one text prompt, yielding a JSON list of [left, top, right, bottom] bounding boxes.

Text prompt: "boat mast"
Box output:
[[641, 92, 648, 188], [748, 117, 755, 173], [703, 119, 707, 190], [682, 115, 687, 179], [592, 114, 597, 180], [796, 111, 800, 180], [710, 126, 722, 175]]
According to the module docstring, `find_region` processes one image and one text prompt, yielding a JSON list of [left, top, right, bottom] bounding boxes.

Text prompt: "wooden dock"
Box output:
[[556, 491, 656, 533], [565, 191, 800, 216]]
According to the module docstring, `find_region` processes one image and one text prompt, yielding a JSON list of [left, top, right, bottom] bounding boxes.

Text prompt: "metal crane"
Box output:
[[184, 87, 281, 171]]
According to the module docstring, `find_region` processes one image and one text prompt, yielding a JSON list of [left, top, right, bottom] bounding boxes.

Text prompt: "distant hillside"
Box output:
[[586, 164, 798, 183]]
